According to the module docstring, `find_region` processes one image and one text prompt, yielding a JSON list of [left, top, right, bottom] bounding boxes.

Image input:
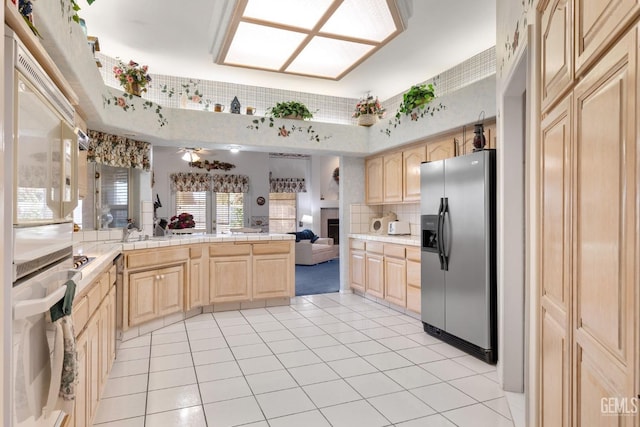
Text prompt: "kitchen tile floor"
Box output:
[[94, 293, 514, 427]]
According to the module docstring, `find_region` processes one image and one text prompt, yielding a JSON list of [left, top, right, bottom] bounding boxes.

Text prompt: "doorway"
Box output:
[[499, 47, 528, 393]]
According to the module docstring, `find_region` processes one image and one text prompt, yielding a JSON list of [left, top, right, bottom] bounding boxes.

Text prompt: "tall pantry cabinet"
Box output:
[[538, 0, 639, 425]]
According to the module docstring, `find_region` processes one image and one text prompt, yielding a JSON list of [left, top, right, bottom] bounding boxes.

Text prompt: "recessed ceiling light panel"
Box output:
[[286, 37, 375, 78], [321, 0, 398, 42], [243, 0, 333, 30], [224, 22, 307, 70]]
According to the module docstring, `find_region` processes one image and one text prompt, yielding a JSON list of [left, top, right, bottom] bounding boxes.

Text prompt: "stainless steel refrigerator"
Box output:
[[420, 149, 496, 363]]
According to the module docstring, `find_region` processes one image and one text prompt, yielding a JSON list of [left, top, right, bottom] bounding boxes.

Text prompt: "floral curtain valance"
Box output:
[[212, 174, 250, 193], [170, 173, 212, 192], [87, 129, 151, 171], [270, 177, 307, 193]]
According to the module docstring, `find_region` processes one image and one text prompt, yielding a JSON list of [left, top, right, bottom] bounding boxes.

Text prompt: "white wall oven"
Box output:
[[5, 27, 79, 427]]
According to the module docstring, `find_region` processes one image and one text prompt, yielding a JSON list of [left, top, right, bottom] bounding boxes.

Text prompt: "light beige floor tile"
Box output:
[[146, 384, 201, 414], [367, 390, 435, 423], [145, 406, 206, 427], [320, 399, 389, 427]]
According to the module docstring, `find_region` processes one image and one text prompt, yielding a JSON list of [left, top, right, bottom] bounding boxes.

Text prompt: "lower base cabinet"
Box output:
[[128, 265, 185, 326], [406, 247, 421, 314], [66, 263, 117, 427]]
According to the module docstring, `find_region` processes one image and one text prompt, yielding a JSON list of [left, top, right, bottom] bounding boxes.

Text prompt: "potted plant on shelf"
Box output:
[[268, 101, 314, 120], [353, 94, 385, 126], [113, 59, 152, 97], [396, 83, 437, 118]]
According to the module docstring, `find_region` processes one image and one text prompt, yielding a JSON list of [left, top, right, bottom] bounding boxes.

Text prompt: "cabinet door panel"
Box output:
[[403, 146, 426, 201], [350, 250, 366, 293], [253, 254, 293, 299], [384, 257, 406, 307], [541, 0, 573, 111], [365, 254, 384, 298], [158, 266, 184, 316], [406, 259, 421, 314], [573, 28, 637, 418], [188, 258, 205, 310], [575, 0, 640, 75], [209, 256, 251, 302], [383, 152, 403, 203], [427, 138, 455, 160], [365, 157, 383, 204], [128, 270, 157, 326]]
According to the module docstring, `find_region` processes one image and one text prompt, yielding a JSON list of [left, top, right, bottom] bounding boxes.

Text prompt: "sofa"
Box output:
[[295, 237, 339, 265]]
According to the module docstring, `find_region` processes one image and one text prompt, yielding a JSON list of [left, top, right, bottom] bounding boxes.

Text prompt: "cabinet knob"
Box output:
[[155, 275, 160, 280], [160, 274, 165, 279]]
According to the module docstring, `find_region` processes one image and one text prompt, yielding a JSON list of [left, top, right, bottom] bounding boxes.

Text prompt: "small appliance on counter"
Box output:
[[388, 220, 411, 235], [370, 212, 397, 234]]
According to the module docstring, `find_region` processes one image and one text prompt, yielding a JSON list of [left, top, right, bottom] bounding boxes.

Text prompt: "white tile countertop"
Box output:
[[72, 233, 296, 293], [348, 233, 421, 246]]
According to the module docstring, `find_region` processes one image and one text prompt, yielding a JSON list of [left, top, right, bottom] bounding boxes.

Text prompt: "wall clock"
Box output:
[[256, 196, 265, 205]]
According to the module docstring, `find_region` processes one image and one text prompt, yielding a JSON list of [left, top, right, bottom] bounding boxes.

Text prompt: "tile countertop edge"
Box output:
[[348, 233, 421, 246], [73, 233, 296, 293]]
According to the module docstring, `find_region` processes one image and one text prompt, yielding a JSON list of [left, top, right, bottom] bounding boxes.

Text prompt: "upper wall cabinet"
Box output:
[[365, 157, 384, 204], [383, 152, 403, 203], [575, 0, 640, 76], [403, 146, 426, 202], [426, 137, 456, 161], [541, 0, 574, 112]]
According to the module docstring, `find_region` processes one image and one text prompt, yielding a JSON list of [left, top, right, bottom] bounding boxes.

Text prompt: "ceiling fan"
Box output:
[[176, 147, 215, 162]]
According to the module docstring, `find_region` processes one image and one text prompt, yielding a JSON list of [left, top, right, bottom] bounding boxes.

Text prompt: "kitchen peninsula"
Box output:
[[74, 233, 295, 340]]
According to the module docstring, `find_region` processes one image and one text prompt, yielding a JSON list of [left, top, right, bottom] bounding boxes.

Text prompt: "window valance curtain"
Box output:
[[170, 173, 212, 192], [212, 174, 250, 193], [270, 177, 307, 193], [87, 129, 151, 171]]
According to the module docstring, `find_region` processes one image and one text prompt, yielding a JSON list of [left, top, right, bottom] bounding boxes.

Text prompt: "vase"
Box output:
[[125, 81, 142, 97], [357, 114, 378, 127]]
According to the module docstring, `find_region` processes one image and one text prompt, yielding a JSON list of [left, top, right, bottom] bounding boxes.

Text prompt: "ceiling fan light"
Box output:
[[182, 151, 200, 162]]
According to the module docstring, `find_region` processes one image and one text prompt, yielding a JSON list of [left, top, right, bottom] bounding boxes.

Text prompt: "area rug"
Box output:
[[295, 259, 340, 296]]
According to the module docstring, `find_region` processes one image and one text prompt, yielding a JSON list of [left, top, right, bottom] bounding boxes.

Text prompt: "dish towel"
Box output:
[[45, 280, 78, 417]]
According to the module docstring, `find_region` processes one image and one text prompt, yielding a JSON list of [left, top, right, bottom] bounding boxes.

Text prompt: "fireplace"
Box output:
[[327, 218, 339, 245]]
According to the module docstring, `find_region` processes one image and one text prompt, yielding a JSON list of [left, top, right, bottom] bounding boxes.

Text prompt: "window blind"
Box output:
[[175, 191, 207, 230], [216, 192, 244, 233], [269, 193, 296, 233], [101, 165, 129, 228]]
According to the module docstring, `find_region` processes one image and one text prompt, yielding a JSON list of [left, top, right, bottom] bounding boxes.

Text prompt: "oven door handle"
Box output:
[[13, 271, 80, 320]]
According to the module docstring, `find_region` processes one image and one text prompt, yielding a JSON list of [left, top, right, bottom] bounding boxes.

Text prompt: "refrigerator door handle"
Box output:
[[441, 197, 449, 271], [437, 198, 446, 270]]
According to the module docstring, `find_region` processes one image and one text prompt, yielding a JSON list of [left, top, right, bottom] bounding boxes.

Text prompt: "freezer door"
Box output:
[[442, 151, 494, 349], [420, 160, 446, 328]]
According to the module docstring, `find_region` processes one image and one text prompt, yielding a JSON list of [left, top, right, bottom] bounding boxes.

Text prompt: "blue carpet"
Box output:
[[295, 259, 340, 296]]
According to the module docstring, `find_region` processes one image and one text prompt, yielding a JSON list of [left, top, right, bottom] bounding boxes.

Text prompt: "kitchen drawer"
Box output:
[[406, 247, 421, 262], [87, 280, 102, 315], [209, 244, 251, 257], [350, 239, 365, 251], [72, 295, 89, 336], [384, 243, 405, 259], [126, 247, 189, 269], [252, 242, 291, 255], [366, 241, 384, 254], [190, 245, 203, 258]]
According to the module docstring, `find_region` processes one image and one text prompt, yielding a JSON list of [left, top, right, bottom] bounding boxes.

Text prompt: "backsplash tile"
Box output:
[[349, 203, 420, 236]]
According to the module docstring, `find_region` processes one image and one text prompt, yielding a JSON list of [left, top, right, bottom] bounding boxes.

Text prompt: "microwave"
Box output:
[[6, 28, 78, 226]]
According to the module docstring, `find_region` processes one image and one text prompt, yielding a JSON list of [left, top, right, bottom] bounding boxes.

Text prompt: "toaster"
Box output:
[[388, 221, 411, 235]]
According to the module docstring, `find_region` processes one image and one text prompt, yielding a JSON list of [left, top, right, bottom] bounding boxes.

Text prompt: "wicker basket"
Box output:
[[125, 81, 142, 97], [357, 114, 378, 127]]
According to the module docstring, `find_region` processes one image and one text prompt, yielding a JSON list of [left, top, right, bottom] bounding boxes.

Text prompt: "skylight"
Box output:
[[217, 0, 404, 80]]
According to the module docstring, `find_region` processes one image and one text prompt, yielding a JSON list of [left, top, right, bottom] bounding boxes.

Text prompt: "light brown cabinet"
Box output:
[[67, 262, 116, 427], [187, 245, 208, 310], [540, 0, 573, 111], [365, 156, 384, 204], [426, 137, 456, 161], [382, 152, 403, 203], [537, 7, 639, 424], [349, 239, 366, 293], [209, 241, 294, 303], [209, 244, 252, 303], [128, 265, 185, 326], [406, 247, 421, 314], [402, 146, 426, 202], [383, 244, 406, 307], [252, 242, 294, 299], [350, 239, 421, 314]]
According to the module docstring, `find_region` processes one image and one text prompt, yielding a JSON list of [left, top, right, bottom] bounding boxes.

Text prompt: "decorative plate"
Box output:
[[256, 196, 265, 205]]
